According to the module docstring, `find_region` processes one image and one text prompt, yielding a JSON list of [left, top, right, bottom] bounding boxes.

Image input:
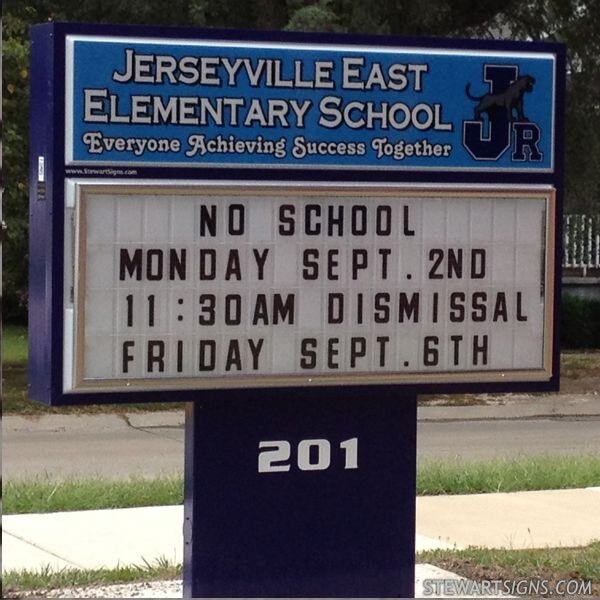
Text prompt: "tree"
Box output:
[[466, 1, 600, 214], [3, 0, 599, 321], [3, 9, 32, 321]]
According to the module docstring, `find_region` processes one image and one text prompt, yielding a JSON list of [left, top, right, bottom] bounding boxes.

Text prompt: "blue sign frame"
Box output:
[[29, 22, 565, 406]]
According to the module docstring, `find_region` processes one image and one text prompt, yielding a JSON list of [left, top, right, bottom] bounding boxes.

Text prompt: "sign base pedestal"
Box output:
[[183, 391, 417, 598]]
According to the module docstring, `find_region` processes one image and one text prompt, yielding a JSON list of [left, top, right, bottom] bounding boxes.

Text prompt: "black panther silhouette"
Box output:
[[466, 75, 536, 122]]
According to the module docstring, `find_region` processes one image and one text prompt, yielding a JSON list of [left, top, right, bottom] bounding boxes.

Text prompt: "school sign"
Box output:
[[30, 24, 563, 405], [29, 22, 564, 599]]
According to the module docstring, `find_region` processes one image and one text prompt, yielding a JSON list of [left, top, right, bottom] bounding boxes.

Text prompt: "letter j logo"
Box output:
[[462, 64, 542, 162]]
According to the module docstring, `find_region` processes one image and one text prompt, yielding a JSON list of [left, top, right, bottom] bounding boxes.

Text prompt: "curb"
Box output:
[[418, 393, 600, 422], [4, 393, 600, 430]]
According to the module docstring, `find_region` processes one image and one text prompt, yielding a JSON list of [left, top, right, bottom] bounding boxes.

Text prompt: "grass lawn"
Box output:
[[417, 454, 600, 495], [2, 558, 181, 596], [5, 455, 599, 514], [3, 543, 598, 595], [3, 324, 28, 363], [3, 475, 183, 514], [419, 541, 600, 597], [1, 364, 185, 414]]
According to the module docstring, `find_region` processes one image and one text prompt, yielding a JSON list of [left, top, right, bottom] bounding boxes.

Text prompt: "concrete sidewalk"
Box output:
[[417, 487, 600, 549], [4, 488, 599, 598], [1, 504, 452, 573], [4, 488, 600, 574]]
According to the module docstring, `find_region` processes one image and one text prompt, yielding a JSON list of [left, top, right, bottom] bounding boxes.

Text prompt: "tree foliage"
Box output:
[[2, 0, 599, 321], [3, 8, 33, 321], [467, 1, 600, 213]]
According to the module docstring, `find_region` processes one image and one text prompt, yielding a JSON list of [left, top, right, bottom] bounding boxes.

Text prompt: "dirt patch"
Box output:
[[418, 372, 599, 406], [427, 558, 599, 598], [561, 377, 600, 394], [561, 351, 600, 380]]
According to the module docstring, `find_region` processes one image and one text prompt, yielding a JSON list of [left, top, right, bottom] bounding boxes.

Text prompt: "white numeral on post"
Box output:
[[340, 437, 358, 469], [297, 439, 331, 471], [258, 438, 358, 473], [257, 441, 291, 473]]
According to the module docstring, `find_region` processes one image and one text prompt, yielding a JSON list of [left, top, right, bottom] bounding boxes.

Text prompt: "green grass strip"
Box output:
[[3, 324, 28, 364], [3, 475, 183, 514], [2, 557, 181, 592], [418, 540, 600, 583], [4, 455, 600, 515], [2, 365, 185, 414], [417, 454, 600, 495], [5, 543, 599, 593]]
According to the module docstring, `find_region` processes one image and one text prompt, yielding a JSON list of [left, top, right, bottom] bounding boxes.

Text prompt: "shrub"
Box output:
[[561, 293, 600, 349]]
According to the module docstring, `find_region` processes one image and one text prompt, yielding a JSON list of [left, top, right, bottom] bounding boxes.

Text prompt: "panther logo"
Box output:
[[465, 75, 536, 122]]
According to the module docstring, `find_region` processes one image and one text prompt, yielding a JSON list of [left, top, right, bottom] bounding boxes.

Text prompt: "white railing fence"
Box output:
[[563, 214, 600, 276]]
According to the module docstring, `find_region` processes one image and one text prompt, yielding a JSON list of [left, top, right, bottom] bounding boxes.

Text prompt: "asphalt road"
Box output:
[[3, 395, 600, 480], [417, 416, 600, 461]]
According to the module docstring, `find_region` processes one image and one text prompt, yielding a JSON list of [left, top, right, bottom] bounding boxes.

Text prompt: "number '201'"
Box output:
[[258, 438, 358, 473]]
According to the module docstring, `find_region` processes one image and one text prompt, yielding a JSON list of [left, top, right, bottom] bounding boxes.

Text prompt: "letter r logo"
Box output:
[[512, 122, 543, 161]]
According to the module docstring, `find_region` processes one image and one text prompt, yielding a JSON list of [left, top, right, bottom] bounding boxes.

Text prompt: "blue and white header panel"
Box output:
[[65, 35, 557, 172]]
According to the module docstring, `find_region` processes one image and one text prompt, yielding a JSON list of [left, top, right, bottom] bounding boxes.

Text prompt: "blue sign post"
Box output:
[[29, 22, 564, 598], [184, 393, 417, 597]]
